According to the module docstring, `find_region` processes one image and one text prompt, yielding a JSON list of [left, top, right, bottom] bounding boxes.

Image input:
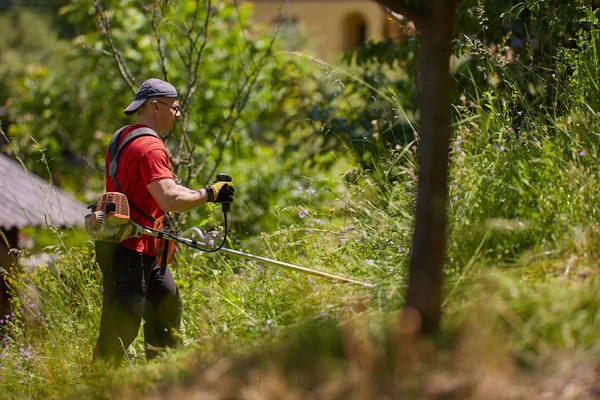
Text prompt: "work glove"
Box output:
[[206, 181, 235, 203]]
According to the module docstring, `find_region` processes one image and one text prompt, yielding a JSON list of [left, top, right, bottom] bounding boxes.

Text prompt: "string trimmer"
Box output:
[[85, 174, 372, 287]]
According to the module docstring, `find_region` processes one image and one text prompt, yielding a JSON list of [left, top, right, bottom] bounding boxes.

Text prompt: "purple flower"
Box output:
[[579, 150, 585, 156], [314, 219, 324, 225], [298, 209, 308, 218], [266, 319, 273, 325], [452, 195, 458, 202], [306, 189, 316, 195], [297, 186, 303, 193]]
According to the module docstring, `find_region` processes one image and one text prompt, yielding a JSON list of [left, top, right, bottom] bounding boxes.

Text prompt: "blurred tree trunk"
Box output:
[[375, 0, 457, 334], [0, 228, 18, 320]]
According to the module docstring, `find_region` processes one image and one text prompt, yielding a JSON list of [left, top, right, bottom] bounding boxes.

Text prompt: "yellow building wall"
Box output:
[[247, 0, 396, 59]]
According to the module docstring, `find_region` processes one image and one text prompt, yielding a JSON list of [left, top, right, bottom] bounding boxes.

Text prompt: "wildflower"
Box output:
[[297, 186, 303, 193], [314, 219, 324, 225], [20, 345, 32, 359], [452, 195, 458, 202], [298, 209, 308, 218], [579, 150, 585, 157], [306, 189, 316, 195], [266, 319, 273, 325]]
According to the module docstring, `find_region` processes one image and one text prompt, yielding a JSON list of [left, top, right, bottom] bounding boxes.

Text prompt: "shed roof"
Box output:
[[0, 153, 87, 230]]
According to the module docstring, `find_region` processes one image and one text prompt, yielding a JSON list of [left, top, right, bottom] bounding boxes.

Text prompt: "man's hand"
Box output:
[[206, 181, 235, 203]]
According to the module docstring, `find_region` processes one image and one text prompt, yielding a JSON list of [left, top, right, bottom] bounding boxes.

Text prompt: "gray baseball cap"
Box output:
[[124, 78, 179, 115]]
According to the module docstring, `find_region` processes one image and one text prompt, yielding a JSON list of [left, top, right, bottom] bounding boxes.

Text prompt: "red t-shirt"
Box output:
[[105, 124, 174, 256]]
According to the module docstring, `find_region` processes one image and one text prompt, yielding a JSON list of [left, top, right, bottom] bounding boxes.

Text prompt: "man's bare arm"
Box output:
[[147, 178, 209, 213]]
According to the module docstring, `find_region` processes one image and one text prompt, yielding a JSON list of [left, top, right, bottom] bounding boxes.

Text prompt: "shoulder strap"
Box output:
[[108, 126, 159, 182], [107, 126, 161, 223]]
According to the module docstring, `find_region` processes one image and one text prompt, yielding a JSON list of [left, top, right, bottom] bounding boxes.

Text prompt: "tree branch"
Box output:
[[151, 3, 169, 82], [194, 5, 284, 185], [173, 0, 212, 180], [93, 0, 138, 92]]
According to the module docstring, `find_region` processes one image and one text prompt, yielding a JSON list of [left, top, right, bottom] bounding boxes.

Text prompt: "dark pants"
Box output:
[[92, 241, 183, 367]]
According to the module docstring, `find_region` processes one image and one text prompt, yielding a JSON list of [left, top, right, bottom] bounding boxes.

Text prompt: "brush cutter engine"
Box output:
[[85, 192, 142, 242]]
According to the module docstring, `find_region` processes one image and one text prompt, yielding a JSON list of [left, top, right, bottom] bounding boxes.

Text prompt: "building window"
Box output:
[[273, 16, 301, 51], [342, 13, 367, 51]]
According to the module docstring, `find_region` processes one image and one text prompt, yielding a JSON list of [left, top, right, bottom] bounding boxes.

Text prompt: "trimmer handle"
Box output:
[[216, 173, 232, 213], [216, 173, 232, 183]]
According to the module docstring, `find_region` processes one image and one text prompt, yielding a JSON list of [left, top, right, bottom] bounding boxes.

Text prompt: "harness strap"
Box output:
[[159, 212, 172, 275], [107, 126, 161, 224]]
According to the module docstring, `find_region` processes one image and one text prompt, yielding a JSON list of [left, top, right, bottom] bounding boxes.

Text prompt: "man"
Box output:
[[93, 78, 235, 367]]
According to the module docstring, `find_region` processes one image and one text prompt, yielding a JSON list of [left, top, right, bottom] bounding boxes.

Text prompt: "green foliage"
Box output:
[[446, 1, 600, 267], [0, 245, 101, 398]]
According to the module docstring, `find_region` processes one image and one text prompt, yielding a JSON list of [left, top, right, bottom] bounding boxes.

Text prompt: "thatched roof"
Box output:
[[0, 153, 87, 230]]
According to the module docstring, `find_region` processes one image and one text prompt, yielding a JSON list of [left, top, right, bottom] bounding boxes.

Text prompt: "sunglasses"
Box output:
[[153, 100, 180, 113]]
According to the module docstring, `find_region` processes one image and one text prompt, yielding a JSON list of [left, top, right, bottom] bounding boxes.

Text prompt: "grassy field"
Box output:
[[3, 116, 600, 398]]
